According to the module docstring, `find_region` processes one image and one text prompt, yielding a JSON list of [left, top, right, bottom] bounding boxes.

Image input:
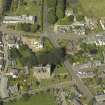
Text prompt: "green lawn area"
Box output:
[[43, 38, 54, 51], [55, 64, 68, 74], [16, 3, 39, 15], [79, 0, 105, 17], [6, 0, 41, 16], [0, 0, 1, 4], [6, 93, 56, 105], [58, 39, 69, 47], [0, 0, 2, 7], [9, 0, 40, 16]]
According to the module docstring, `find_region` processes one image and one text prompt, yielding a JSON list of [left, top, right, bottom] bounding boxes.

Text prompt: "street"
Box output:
[[1, 80, 74, 102]]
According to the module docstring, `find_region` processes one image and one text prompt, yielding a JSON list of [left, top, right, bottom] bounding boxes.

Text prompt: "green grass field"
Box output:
[[79, 0, 105, 17], [6, 93, 56, 105], [16, 2, 40, 15], [0, 0, 2, 6], [7, 0, 40, 16]]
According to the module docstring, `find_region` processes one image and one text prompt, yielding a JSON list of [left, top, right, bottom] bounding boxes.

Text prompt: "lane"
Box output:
[[0, 24, 86, 41], [64, 60, 93, 100]]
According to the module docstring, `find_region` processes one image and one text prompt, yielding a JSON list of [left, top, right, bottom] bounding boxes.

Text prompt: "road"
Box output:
[[0, 24, 87, 41], [64, 60, 93, 100], [1, 80, 74, 102]]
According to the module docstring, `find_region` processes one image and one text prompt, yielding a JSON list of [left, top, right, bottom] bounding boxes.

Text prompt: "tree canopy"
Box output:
[[9, 45, 66, 67]]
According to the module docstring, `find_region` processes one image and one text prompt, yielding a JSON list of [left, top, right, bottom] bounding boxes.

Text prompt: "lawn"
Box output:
[[6, 93, 56, 105], [0, 0, 1, 4], [55, 64, 68, 74], [16, 2, 40, 15], [79, 0, 105, 17], [0, 0, 2, 7], [8, 0, 41, 16]]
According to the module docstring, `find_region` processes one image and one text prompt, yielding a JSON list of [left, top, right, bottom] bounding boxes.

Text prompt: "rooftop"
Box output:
[[0, 75, 9, 98], [95, 94, 105, 102], [3, 15, 36, 24]]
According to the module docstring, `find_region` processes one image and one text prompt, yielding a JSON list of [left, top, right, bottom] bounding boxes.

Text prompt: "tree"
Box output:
[[22, 93, 30, 101], [37, 48, 65, 65], [22, 23, 31, 32], [16, 23, 39, 32], [69, 15, 74, 22], [16, 23, 23, 31], [9, 48, 21, 59], [47, 0, 57, 24], [16, 23, 31, 32], [11, 0, 18, 12], [9, 45, 38, 67], [47, 0, 57, 8], [31, 24, 38, 33], [2, 0, 12, 12], [56, 0, 65, 19], [57, 15, 74, 25], [48, 8, 57, 24], [56, 6, 65, 19], [76, 15, 84, 21]]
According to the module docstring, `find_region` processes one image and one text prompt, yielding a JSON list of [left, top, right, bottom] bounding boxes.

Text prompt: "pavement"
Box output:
[[0, 75, 9, 98]]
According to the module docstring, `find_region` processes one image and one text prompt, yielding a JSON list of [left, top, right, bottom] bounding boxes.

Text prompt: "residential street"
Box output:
[[1, 80, 74, 102], [64, 60, 93, 100]]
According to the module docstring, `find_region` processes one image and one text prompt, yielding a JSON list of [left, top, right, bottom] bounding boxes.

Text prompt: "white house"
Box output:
[[95, 94, 105, 102], [3, 15, 36, 24], [95, 35, 105, 46], [21, 36, 43, 52], [54, 21, 86, 35], [77, 71, 95, 78], [86, 34, 105, 46], [100, 18, 105, 30], [33, 64, 51, 79], [0, 75, 9, 98], [7, 35, 19, 49]]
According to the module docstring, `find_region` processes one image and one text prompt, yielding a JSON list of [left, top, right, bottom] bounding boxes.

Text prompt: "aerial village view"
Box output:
[[1, 0, 105, 105]]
